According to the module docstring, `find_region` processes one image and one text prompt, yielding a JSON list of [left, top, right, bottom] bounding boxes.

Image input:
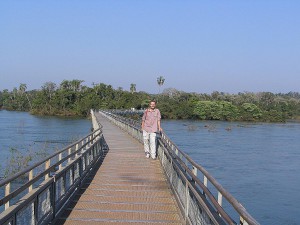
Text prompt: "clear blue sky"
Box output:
[[1, 1, 299, 94]]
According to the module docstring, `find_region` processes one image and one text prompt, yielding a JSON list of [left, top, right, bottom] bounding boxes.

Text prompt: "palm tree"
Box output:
[[60, 80, 71, 90], [18, 83, 27, 96], [157, 76, 165, 94], [19, 83, 32, 110], [70, 79, 84, 92], [130, 83, 136, 94]]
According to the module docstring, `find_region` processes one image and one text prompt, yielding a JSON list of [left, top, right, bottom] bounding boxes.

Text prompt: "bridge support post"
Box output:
[[5, 183, 10, 210], [29, 170, 33, 192]]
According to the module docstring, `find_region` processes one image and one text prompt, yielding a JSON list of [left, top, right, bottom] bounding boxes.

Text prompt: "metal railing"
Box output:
[[0, 110, 106, 225], [99, 110, 260, 225]]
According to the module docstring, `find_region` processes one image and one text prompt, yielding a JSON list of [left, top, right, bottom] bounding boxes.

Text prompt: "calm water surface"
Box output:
[[0, 110, 91, 176], [1, 111, 299, 224], [163, 120, 300, 225]]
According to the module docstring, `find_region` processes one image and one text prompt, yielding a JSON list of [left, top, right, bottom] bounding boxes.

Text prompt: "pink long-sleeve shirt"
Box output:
[[142, 109, 161, 133]]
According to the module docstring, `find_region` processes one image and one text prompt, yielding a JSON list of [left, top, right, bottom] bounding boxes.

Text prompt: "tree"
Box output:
[[130, 83, 136, 94], [18, 83, 33, 110], [162, 88, 180, 98], [70, 79, 84, 92], [157, 76, 165, 93], [194, 100, 239, 120], [241, 103, 262, 121], [60, 80, 71, 90]]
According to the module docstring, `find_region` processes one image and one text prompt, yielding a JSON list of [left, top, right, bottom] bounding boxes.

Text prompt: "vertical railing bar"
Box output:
[[45, 159, 51, 180], [68, 147, 72, 163], [75, 143, 79, 157], [59, 153, 62, 170], [81, 139, 85, 153], [203, 175, 208, 196], [218, 192, 223, 207], [87, 136, 90, 149], [185, 181, 189, 223], [34, 195, 39, 225], [192, 166, 197, 185], [170, 157, 173, 184], [51, 178, 56, 221], [5, 182, 11, 210], [72, 163, 75, 186], [29, 169, 33, 192], [218, 191, 223, 217]]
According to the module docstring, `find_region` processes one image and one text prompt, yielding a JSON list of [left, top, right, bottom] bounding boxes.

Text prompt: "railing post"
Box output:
[[51, 179, 56, 221], [218, 191, 223, 217], [75, 143, 79, 157], [203, 175, 208, 195], [29, 169, 33, 192], [192, 166, 197, 184], [170, 157, 173, 184], [45, 159, 51, 180], [68, 147, 72, 163], [218, 192, 223, 207], [5, 182, 10, 210], [81, 139, 85, 152], [59, 153, 62, 170], [185, 181, 189, 223], [87, 136, 91, 149], [162, 145, 165, 165]]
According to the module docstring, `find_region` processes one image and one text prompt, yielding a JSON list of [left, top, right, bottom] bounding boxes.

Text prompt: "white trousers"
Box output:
[[143, 131, 157, 158]]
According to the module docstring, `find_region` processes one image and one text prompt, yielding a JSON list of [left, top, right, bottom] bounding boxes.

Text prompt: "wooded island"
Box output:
[[1, 79, 300, 122]]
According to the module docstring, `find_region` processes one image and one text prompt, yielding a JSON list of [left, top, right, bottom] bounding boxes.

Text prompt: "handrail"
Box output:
[[182, 151, 258, 225], [0, 127, 101, 188], [0, 133, 99, 206], [100, 110, 260, 225], [0, 111, 105, 225], [160, 131, 259, 225]]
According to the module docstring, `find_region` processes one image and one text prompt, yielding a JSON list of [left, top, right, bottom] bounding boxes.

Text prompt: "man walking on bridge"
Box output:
[[141, 100, 162, 159]]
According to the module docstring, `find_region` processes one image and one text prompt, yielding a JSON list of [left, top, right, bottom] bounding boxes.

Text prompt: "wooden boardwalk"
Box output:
[[55, 113, 184, 225]]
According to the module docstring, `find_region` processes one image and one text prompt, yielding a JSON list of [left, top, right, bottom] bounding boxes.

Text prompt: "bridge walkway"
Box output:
[[54, 113, 184, 225]]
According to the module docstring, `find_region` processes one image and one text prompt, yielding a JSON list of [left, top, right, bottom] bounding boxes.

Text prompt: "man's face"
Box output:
[[150, 102, 156, 109]]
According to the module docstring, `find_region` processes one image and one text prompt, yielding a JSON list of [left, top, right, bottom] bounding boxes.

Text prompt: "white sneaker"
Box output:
[[145, 153, 150, 158]]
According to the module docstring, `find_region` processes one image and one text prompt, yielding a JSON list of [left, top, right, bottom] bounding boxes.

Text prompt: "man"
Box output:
[[141, 100, 162, 159]]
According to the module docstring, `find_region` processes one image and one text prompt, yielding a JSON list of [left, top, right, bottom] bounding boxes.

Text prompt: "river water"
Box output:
[[0, 110, 91, 176], [163, 120, 300, 225], [0, 111, 299, 225]]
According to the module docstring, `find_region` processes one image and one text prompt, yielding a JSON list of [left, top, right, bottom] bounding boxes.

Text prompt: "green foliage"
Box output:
[[1, 81, 300, 122], [194, 101, 239, 121], [4, 148, 35, 177], [3, 143, 59, 178], [241, 103, 262, 121]]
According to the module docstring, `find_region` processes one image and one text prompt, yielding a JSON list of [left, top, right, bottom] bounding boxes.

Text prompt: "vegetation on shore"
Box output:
[[1, 79, 300, 122]]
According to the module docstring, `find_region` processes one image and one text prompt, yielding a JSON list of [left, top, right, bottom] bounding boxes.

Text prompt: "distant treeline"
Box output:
[[1, 80, 300, 122]]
